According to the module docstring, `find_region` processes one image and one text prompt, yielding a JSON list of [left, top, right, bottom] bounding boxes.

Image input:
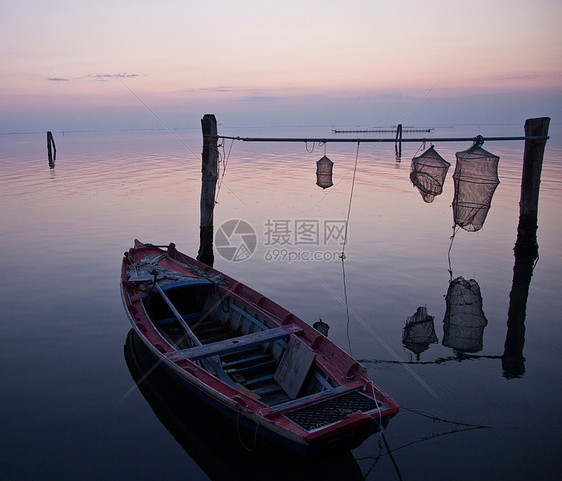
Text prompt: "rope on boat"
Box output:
[[122, 270, 159, 294], [160, 253, 227, 285], [235, 411, 260, 452], [126, 253, 225, 287]]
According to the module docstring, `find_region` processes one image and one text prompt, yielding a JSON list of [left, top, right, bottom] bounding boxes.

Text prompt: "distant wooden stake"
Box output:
[[395, 123, 403, 160], [47, 131, 56, 166], [197, 114, 218, 267]]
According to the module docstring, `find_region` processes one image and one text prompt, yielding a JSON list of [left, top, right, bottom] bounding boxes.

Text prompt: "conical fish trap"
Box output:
[[410, 146, 451, 203], [452, 146, 500, 232]]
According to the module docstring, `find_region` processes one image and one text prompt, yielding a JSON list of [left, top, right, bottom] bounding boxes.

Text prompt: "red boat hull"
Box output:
[[121, 240, 398, 457]]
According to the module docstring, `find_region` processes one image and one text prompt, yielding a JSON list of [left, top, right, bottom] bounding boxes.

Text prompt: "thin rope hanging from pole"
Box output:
[[215, 137, 234, 202], [342, 141, 361, 258], [448, 225, 459, 282], [341, 142, 361, 355]]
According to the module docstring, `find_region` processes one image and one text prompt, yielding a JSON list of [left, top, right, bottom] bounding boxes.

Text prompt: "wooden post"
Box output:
[[518, 117, 550, 236], [395, 123, 403, 160], [197, 114, 218, 267], [47, 131, 56, 167], [502, 117, 550, 378]]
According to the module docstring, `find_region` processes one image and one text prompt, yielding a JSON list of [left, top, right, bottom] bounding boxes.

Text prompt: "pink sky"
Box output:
[[1, 0, 560, 132]]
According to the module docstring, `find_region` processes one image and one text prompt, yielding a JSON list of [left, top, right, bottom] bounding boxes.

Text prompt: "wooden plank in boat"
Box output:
[[268, 386, 354, 413], [274, 336, 315, 399], [172, 325, 302, 361]]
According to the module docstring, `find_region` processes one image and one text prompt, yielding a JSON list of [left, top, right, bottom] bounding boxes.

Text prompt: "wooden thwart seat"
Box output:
[[171, 325, 302, 361]]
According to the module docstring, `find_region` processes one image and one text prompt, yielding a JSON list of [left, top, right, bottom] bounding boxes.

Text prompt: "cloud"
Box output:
[[180, 87, 285, 97], [241, 96, 283, 102], [47, 77, 70, 82], [87, 73, 140, 81], [375, 93, 407, 100], [181, 86, 234, 93], [492, 73, 542, 81], [489, 72, 562, 83]]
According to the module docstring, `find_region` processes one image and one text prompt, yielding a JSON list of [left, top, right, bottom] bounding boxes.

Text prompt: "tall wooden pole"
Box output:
[[518, 117, 550, 236], [502, 117, 550, 378], [197, 114, 218, 267]]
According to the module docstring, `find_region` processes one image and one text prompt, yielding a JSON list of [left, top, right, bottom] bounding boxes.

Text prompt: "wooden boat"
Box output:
[[124, 329, 366, 480], [120, 240, 399, 457]]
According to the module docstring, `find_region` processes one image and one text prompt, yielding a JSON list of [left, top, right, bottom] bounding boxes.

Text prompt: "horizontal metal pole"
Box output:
[[216, 135, 548, 143]]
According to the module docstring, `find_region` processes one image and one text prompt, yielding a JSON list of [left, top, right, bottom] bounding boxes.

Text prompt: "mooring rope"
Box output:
[[120, 80, 200, 161], [367, 380, 405, 481], [382, 431, 404, 481], [366, 380, 404, 481], [235, 411, 260, 452], [399, 405, 490, 429]]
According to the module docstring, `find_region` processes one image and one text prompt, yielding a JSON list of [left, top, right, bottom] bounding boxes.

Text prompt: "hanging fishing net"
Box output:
[[452, 143, 500, 231], [316, 155, 334, 189], [442, 277, 488, 353], [403, 307, 438, 359], [410, 146, 451, 203]]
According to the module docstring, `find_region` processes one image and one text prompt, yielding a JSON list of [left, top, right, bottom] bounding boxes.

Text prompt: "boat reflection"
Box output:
[[123, 329, 364, 481]]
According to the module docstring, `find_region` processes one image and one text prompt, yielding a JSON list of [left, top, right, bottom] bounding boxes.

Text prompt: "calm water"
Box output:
[[1, 124, 561, 480]]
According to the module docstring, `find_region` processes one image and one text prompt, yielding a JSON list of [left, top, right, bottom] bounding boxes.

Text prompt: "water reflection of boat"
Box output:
[[403, 307, 438, 360], [121, 241, 398, 458], [124, 329, 364, 481], [443, 277, 488, 354]]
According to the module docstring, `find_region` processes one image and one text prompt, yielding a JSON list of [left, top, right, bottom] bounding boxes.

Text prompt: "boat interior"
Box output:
[[141, 281, 336, 406]]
